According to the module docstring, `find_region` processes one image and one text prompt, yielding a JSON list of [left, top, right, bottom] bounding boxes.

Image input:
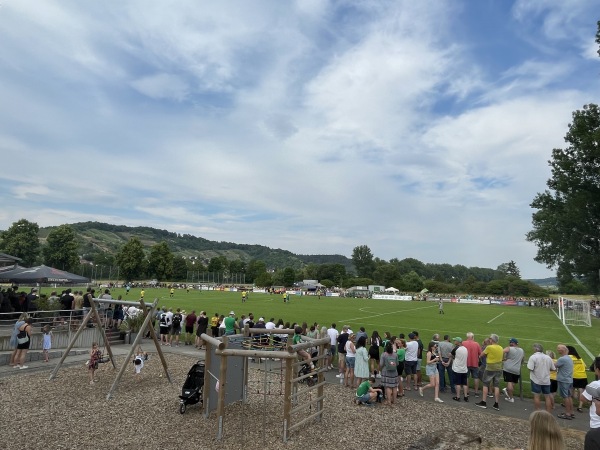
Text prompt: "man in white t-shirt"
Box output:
[[527, 343, 555, 412], [405, 333, 419, 390], [449, 337, 469, 402], [581, 358, 600, 430], [326, 324, 339, 370]]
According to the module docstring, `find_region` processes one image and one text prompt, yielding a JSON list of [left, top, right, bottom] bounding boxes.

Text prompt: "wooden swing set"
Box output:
[[48, 296, 172, 399]]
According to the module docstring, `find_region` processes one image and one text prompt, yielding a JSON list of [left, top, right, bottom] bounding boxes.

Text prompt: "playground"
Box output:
[[0, 344, 587, 450]]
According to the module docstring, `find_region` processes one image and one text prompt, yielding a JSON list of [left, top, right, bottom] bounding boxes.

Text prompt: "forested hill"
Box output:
[[39, 221, 353, 270]]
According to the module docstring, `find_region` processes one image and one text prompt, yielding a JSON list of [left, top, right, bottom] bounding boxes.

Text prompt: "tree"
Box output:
[[246, 259, 267, 283], [116, 237, 146, 281], [42, 225, 79, 271], [352, 245, 375, 279], [254, 272, 273, 287], [0, 219, 40, 266], [282, 267, 295, 287], [527, 104, 600, 293], [147, 242, 174, 281], [496, 261, 521, 279], [172, 256, 188, 281]]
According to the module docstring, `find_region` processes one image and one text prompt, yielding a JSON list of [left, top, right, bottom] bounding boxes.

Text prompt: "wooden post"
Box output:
[[48, 308, 94, 380], [142, 300, 171, 382], [106, 305, 156, 400], [216, 335, 229, 440], [283, 356, 293, 442], [90, 298, 116, 369]]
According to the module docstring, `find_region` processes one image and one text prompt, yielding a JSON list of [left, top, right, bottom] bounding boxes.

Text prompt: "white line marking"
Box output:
[[339, 304, 436, 323], [551, 308, 595, 361], [487, 312, 504, 324]]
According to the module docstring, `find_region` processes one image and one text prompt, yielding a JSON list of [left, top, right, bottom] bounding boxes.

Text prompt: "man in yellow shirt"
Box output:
[[475, 333, 503, 411]]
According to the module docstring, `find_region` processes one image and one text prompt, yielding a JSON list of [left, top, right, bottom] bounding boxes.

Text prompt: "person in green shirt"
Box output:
[[293, 326, 314, 370], [355, 376, 381, 405], [224, 311, 238, 336]]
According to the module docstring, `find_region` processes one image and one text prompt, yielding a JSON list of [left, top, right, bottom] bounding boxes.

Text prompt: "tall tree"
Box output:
[[147, 242, 174, 281], [352, 245, 375, 279], [496, 260, 521, 279], [527, 104, 600, 292], [246, 259, 267, 283], [116, 237, 146, 281], [42, 224, 79, 271], [172, 256, 188, 281], [0, 219, 40, 266]]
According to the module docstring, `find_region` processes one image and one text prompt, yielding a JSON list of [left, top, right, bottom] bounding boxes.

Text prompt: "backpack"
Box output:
[[383, 354, 397, 371], [159, 313, 167, 326], [172, 314, 182, 327]]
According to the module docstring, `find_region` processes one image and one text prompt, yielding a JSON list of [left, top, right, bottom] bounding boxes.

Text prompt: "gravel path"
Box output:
[[1, 353, 585, 450]]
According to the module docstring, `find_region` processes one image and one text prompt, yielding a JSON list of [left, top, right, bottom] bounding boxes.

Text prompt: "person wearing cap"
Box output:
[[502, 337, 524, 403], [223, 311, 238, 336], [449, 337, 469, 402], [475, 333, 503, 410]]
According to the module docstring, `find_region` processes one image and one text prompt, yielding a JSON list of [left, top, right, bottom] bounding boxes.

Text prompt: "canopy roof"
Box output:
[[0, 264, 89, 284]]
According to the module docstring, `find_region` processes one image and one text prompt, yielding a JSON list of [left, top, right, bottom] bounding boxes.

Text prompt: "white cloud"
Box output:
[[0, 1, 597, 278]]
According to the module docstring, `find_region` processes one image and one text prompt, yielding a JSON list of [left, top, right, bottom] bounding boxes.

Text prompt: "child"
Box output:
[[42, 325, 52, 362], [133, 345, 148, 378], [88, 342, 102, 385], [293, 326, 314, 370]]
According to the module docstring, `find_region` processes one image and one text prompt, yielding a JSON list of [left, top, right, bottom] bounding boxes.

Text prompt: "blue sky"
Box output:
[[1, 1, 598, 279]]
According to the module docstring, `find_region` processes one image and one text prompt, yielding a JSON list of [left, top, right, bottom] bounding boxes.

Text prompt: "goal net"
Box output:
[[558, 297, 592, 327]]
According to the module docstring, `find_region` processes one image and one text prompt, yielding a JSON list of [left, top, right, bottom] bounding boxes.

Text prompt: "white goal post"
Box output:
[[558, 297, 592, 327]]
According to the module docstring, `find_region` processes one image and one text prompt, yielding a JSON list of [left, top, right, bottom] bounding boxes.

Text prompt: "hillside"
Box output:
[[39, 222, 354, 271]]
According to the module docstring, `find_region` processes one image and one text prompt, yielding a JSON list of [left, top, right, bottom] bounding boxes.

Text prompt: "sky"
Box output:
[[1, 1, 599, 279]]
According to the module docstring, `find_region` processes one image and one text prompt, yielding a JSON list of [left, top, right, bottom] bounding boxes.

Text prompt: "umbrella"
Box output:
[[0, 264, 89, 284]]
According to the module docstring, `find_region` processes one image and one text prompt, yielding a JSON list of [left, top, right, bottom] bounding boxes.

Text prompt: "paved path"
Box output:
[[0, 344, 591, 434]]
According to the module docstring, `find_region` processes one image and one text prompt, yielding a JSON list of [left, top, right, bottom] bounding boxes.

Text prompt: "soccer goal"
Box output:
[[558, 297, 592, 327]]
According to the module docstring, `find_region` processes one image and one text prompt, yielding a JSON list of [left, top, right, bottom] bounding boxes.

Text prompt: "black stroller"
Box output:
[[179, 361, 205, 414], [298, 350, 318, 387]]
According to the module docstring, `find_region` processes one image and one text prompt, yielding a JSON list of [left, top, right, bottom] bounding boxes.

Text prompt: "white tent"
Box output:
[[384, 287, 399, 293]]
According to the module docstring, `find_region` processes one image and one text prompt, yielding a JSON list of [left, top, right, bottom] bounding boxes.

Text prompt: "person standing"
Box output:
[[354, 336, 370, 389], [380, 342, 399, 404], [567, 345, 589, 413], [210, 312, 219, 337], [184, 310, 197, 345], [502, 337, 524, 403], [449, 337, 469, 402], [336, 326, 349, 382], [42, 325, 52, 362], [582, 359, 600, 449], [419, 341, 444, 403], [475, 334, 503, 411], [463, 332, 482, 397], [527, 343, 556, 412], [413, 331, 424, 386], [195, 311, 208, 349], [13, 317, 32, 369], [438, 334, 455, 394], [405, 332, 419, 390], [555, 344, 575, 420], [344, 334, 356, 388], [326, 323, 339, 370], [368, 330, 381, 377], [223, 311, 238, 336], [438, 299, 444, 315]]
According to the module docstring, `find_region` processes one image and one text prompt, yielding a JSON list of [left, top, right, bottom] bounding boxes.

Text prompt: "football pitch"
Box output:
[[119, 287, 599, 367]]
